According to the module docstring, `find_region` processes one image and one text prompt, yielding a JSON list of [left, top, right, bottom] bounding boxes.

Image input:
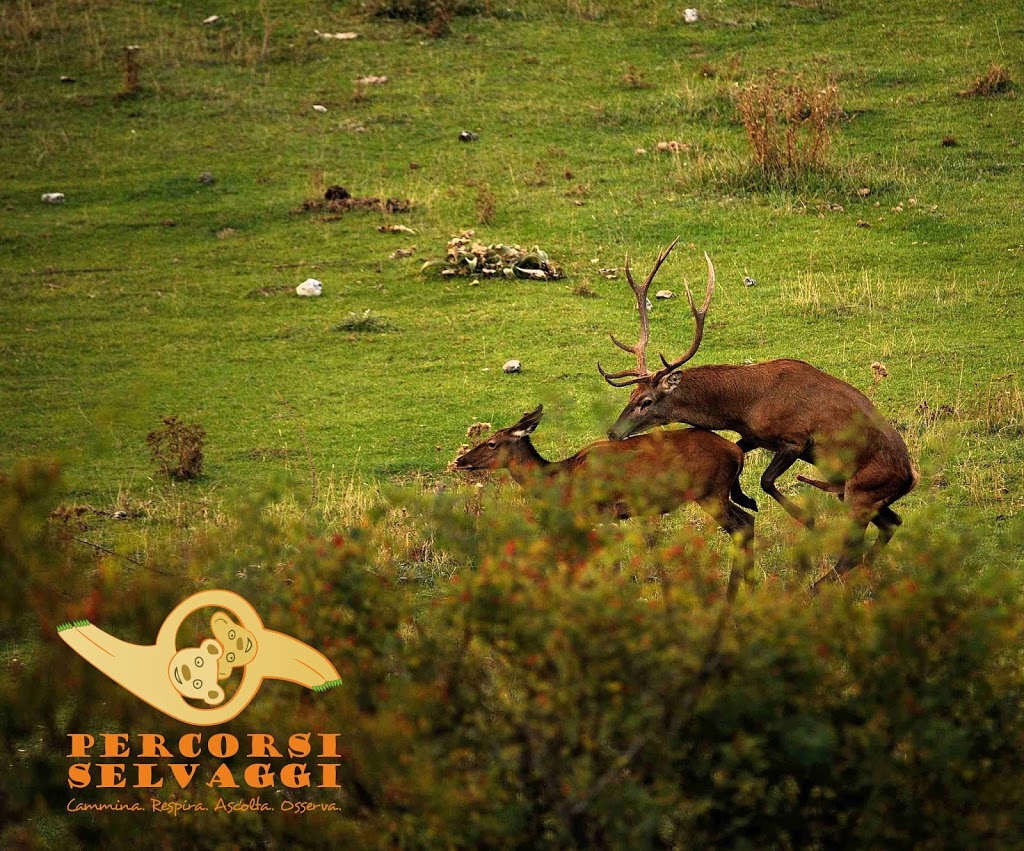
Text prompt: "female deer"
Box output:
[[453, 405, 756, 595]]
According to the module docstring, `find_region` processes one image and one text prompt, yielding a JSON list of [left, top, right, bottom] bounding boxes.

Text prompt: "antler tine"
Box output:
[[598, 237, 681, 387], [597, 361, 648, 387], [658, 251, 716, 373]]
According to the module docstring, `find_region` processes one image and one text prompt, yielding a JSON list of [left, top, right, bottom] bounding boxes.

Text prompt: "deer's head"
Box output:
[[453, 405, 544, 472], [598, 238, 714, 440]]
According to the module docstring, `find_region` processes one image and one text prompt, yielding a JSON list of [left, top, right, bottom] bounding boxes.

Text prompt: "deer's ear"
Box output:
[[662, 371, 683, 391], [512, 421, 538, 438]]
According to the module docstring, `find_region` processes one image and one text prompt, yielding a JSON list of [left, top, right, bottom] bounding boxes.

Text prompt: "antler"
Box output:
[[598, 237, 680, 387], [656, 251, 715, 375]]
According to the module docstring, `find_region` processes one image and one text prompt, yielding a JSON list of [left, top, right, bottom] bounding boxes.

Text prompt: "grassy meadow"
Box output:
[[3, 0, 1022, 517], [5, 1, 1024, 846], [1, 0, 1022, 569]]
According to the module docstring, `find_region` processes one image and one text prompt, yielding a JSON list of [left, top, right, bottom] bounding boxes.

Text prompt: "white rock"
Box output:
[[655, 289, 675, 299], [684, 8, 699, 23], [296, 278, 323, 297], [203, 15, 221, 25], [41, 192, 65, 204], [312, 104, 328, 113], [503, 360, 522, 374], [314, 30, 358, 40]]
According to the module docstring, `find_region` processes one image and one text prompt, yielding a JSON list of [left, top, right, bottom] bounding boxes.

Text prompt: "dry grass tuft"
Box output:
[[960, 64, 1015, 97], [734, 72, 842, 181]]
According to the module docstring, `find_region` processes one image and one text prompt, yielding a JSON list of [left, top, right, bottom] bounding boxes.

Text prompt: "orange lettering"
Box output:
[[67, 734, 94, 758], [67, 762, 91, 788], [248, 734, 282, 759]]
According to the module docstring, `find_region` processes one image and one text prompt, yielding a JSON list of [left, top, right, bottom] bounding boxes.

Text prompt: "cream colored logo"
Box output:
[[58, 590, 341, 725]]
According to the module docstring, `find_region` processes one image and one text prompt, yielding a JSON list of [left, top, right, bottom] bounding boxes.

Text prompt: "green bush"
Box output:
[[3, 462, 1024, 848]]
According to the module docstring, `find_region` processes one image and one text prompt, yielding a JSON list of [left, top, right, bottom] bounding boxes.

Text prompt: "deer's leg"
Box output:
[[811, 519, 868, 594], [702, 498, 755, 600], [863, 506, 900, 564], [760, 444, 814, 527], [730, 480, 759, 512], [811, 488, 898, 594], [736, 437, 759, 453]]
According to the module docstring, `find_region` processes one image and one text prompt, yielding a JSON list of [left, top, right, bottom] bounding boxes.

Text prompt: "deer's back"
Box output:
[[689, 359, 907, 454], [564, 427, 743, 510]]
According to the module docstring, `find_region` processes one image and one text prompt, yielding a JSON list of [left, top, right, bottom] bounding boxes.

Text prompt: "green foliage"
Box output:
[[334, 309, 393, 333], [4, 463, 1024, 847]]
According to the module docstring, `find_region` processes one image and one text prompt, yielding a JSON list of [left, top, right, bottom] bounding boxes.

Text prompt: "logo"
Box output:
[[58, 589, 341, 725]]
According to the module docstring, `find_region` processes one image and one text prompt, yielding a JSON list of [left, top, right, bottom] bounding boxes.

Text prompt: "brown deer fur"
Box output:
[[600, 240, 918, 592], [453, 405, 756, 595]]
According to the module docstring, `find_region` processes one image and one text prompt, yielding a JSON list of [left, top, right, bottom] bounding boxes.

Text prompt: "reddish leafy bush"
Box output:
[[3, 464, 1024, 848]]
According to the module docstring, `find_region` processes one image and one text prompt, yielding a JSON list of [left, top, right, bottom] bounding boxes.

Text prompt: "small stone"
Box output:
[[198, 171, 215, 185], [857, 187, 871, 197], [312, 104, 328, 113], [60, 75, 75, 83], [743, 276, 757, 287], [41, 192, 65, 204], [296, 278, 323, 297], [314, 30, 358, 40], [203, 15, 221, 25], [655, 289, 675, 299], [502, 359, 522, 374], [459, 130, 479, 143], [655, 140, 686, 154], [856, 220, 871, 228], [684, 8, 699, 23]]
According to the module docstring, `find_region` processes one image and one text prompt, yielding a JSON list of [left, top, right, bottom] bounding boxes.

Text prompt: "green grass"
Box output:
[[1, 0, 1022, 556]]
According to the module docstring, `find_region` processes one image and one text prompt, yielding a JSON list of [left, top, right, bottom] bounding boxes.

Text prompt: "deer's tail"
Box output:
[[796, 474, 845, 495]]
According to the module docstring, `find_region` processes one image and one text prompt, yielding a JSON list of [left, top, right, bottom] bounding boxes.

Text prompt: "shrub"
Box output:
[[960, 63, 1015, 97], [734, 71, 843, 183], [145, 415, 205, 480], [3, 464, 1024, 848]]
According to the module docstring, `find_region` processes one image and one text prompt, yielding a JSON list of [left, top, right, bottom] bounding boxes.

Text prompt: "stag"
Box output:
[[453, 404, 756, 595], [598, 238, 918, 592]]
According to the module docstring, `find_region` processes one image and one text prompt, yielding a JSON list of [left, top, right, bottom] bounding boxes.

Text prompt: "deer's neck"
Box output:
[[667, 364, 764, 430], [504, 440, 567, 486]]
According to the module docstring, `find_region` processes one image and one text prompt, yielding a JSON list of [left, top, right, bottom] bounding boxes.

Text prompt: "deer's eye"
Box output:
[[487, 441, 498, 448], [639, 398, 654, 412]]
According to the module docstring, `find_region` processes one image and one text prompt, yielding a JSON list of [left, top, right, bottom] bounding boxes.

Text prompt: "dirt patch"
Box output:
[[291, 196, 412, 218]]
